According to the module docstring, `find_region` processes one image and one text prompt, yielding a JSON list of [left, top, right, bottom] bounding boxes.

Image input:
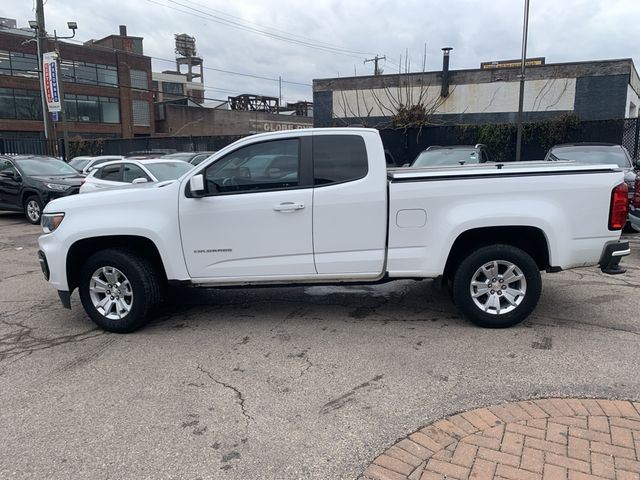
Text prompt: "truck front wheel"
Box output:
[[452, 244, 541, 328], [78, 249, 161, 333]]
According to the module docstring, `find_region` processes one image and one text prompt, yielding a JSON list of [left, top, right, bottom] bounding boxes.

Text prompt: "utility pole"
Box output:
[[49, 23, 77, 160], [35, 0, 53, 141], [515, 0, 530, 161], [364, 55, 386, 76], [278, 75, 282, 113]]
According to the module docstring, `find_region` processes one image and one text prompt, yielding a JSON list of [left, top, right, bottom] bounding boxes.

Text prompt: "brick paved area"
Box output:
[[361, 399, 640, 480]]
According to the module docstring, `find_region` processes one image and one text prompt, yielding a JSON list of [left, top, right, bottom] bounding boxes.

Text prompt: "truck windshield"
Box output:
[[548, 146, 632, 168], [413, 149, 480, 166]]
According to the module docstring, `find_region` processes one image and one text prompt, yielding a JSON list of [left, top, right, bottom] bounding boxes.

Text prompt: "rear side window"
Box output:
[[313, 135, 368, 186], [122, 163, 149, 182], [97, 165, 122, 181]]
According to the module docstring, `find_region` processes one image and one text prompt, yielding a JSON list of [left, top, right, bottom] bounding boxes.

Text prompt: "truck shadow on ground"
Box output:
[[149, 278, 468, 330]]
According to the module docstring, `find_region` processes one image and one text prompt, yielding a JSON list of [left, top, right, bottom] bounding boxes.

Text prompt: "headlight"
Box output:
[[45, 183, 71, 191], [42, 213, 65, 233]]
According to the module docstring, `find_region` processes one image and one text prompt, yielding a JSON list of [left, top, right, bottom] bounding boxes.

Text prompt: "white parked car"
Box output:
[[68, 155, 124, 174], [79, 159, 194, 193]]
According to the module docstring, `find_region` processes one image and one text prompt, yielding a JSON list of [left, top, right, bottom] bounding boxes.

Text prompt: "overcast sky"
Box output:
[[7, 0, 640, 105]]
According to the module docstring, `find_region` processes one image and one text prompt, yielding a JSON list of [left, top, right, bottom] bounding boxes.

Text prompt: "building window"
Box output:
[[97, 64, 118, 86], [0, 50, 118, 88], [130, 69, 148, 91], [132, 99, 150, 126], [0, 88, 41, 120], [100, 96, 120, 123], [64, 94, 120, 123], [74, 62, 98, 85], [162, 82, 184, 96], [0, 50, 10, 75], [8, 52, 39, 78]]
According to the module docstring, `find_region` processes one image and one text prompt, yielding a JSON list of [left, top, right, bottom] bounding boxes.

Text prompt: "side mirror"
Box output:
[[132, 177, 148, 184], [0, 170, 17, 179], [402, 163, 410, 167], [190, 174, 205, 197], [635, 158, 640, 169]]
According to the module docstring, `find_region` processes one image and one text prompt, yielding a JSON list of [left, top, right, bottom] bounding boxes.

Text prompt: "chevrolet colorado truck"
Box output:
[[37, 128, 630, 332]]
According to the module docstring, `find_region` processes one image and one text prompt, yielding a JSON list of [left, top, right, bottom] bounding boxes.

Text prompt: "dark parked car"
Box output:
[[408, 144, 492, 167], [545, 143, 638, 225], [161, 151, 217, 166], [0, 155, 84, 224]]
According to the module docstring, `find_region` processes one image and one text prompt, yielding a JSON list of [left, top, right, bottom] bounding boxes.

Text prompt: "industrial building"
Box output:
[[313, 54, 640, 127]]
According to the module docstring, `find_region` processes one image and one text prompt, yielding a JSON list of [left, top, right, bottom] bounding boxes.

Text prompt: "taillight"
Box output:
[[609, 182, 629, 230], [633, 176, 640, 208]]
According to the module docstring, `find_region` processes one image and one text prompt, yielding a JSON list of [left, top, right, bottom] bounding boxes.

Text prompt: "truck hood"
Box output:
[[43, 179, 180, 214]]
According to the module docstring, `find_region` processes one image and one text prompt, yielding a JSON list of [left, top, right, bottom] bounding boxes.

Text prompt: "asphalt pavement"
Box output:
[[0, 212, 639, 480]]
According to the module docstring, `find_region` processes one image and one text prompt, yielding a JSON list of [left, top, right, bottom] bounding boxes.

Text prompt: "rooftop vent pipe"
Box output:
[[441, 47, 453, 97]]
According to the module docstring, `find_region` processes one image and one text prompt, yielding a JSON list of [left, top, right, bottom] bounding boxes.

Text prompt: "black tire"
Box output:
[[78, 249, 162, 333], [24, 195, 43, 225], [452, 244, 541, 328]]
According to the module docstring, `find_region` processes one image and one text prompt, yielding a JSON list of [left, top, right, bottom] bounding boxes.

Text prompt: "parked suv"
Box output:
[[545, 143, 638, 225], [0, 155, 84, 224], [408, 144, 492, 167]]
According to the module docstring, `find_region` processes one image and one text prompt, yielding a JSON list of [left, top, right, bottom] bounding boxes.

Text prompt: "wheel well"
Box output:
[[443, 226, 550, 280], [66, 236, 167, 293], [20, 190, 41, 206]]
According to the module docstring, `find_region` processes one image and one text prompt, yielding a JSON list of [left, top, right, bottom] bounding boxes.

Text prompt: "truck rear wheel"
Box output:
[[452, 244, 541, 328], [78, 249, 161, 333]]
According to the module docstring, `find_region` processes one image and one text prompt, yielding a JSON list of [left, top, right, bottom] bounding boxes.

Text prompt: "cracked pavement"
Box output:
[[0, 212, 639, 479]]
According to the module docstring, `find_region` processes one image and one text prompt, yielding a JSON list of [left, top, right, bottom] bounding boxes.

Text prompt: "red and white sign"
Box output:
[[42, 52, 61, 112]]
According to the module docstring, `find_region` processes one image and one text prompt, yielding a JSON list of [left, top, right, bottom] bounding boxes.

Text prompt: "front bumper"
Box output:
[[599, 241, 630, 274], [37, 249, 71, 309]]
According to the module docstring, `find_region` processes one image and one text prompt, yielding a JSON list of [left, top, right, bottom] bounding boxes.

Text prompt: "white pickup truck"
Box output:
[[37, 128, 630, 332]]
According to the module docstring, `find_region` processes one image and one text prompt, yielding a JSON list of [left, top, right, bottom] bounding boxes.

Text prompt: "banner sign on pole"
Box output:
[[43, 52, 61, 112]]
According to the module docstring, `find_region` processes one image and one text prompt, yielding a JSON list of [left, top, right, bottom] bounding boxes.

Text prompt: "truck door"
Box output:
[[179, 137, 316, 279], [312, 133, 387, 276]]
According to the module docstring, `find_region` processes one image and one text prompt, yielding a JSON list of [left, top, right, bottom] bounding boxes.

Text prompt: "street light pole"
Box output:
[[515, 0, 530, 162]]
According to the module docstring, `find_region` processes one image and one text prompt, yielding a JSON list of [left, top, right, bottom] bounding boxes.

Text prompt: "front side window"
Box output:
[[313, 135, 368, 185], [204, 139, 300, 194], [0, 159, 16, 175]]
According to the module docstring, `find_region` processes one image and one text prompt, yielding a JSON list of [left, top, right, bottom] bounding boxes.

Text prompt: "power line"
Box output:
[[58, 37, 312, 87], [146, 0, 371, 60], [179, 0, 375, 55], [151, 56, 311, 87]]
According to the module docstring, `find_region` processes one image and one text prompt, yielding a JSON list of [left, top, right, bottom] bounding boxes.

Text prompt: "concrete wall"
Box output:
[[155, 104, 313, 136], [313, 59, 637, 127]]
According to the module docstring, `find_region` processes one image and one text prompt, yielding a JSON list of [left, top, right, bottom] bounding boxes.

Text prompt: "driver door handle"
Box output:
[[273, 201, 305, 212]]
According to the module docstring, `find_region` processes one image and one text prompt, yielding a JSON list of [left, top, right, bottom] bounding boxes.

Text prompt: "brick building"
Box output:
[[0, 22, 154, 139]]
